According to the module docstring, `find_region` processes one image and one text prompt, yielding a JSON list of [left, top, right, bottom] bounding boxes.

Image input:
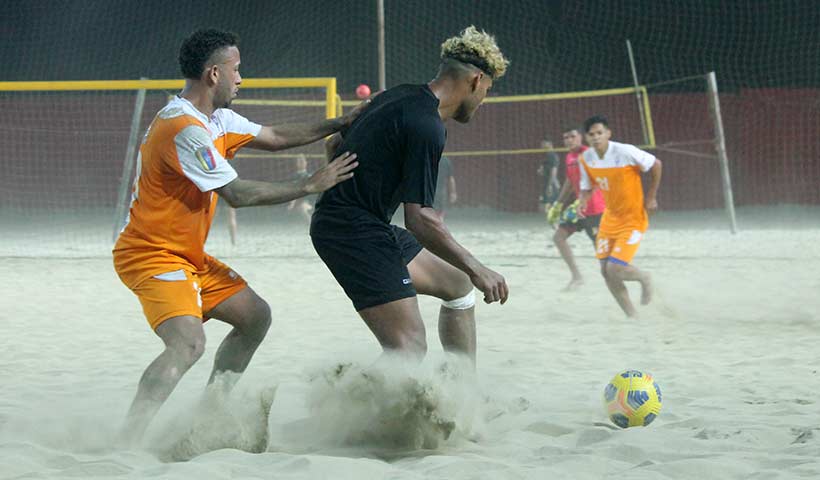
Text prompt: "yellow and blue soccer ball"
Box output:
[[603, 370, 662, 428]]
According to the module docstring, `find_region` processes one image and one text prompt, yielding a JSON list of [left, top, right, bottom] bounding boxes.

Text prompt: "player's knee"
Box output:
[[452, 273, 474, 299], [440, 273, 473, 304], [605, 261, 627, 280], [441, 289, 476, 312], [247, 299, 272, 341], [171, 333, 206, 367], [606, 261, 621, 274]]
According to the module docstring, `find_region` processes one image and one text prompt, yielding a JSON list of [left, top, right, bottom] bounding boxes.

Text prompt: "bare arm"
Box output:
[[246, 118, 345, 152], [577, 189, 592, 218], [554, 179, 573, 207], [216, 152, 357, 208], [645, 159, 662, 214], [404, 203, 508, 304], [246, 99, 370, 152]]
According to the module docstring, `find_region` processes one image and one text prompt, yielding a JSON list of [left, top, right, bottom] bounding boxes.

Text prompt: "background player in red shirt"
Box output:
[[547, 127, 605, 290]]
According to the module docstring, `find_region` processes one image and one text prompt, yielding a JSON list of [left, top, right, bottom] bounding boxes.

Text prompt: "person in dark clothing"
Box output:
[[311, 26, 509, 364], [538, 139, 561, 213]]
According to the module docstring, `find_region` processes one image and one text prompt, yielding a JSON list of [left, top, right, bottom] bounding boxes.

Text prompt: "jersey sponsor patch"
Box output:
[[195, 146, 219, 171]]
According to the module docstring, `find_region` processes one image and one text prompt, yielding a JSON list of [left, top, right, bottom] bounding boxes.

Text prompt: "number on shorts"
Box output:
[[596, 238, 609, 255]]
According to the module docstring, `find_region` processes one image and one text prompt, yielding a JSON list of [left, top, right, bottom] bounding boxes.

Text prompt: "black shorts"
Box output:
[[559, 214, 602, 242], [311, 225, 424, 311]]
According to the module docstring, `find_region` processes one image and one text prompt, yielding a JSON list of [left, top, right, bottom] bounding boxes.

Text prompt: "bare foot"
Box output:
[[640, 273, 653, 305], [562, 278, 584, 292]]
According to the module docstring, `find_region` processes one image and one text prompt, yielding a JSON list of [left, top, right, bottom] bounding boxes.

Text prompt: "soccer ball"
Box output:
[[603, 370, 662, 428]]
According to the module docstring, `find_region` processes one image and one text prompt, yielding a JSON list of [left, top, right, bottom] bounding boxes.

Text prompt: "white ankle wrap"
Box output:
[[442, 290, 476, 310]]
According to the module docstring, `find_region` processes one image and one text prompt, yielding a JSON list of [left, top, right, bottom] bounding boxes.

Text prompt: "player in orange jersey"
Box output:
[[577, 115, 662, 317], [113, 29, 364, 445]]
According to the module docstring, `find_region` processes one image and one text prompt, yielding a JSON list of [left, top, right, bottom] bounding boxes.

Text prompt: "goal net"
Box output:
[[4, 0, 819, 258]]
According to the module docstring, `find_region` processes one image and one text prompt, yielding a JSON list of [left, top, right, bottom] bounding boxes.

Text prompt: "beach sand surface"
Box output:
[[2, 208, 819, 479]]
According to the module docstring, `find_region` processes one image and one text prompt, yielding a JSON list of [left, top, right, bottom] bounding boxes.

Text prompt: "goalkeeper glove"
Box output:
[[561, 199, 581, 223], [547, 202, 563, 225]]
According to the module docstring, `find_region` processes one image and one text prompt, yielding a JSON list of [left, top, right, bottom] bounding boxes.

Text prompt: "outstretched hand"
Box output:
[[470, 266, 509, 305], [305, 152, 358, 194]]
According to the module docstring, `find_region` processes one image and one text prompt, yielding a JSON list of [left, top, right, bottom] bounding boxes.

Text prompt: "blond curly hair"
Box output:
[[440, 26, 509, 79]]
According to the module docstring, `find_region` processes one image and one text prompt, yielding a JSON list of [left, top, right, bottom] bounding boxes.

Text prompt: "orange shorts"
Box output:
[[595, 229, 644, 265], [126, 256, 247, 330]]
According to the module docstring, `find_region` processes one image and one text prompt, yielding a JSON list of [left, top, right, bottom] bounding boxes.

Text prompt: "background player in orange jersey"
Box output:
[[113, 29, 364, 445], [577, 115, 662, 317]]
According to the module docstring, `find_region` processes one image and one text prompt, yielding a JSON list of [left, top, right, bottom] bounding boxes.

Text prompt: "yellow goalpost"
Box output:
[[337, 85, 656, 157], [0, 78, 339, 119]]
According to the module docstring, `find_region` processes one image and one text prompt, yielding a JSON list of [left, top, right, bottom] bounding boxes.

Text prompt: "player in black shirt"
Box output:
[[311, 26, 509, 364]]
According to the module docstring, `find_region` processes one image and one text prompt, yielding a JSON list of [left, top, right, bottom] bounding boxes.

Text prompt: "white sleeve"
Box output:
[[579, 154, 592, 190], [174, 125, 238, 192], [212, 109, 263, 159], [626, 144, 657, 172], [213, 109, 262, 136]]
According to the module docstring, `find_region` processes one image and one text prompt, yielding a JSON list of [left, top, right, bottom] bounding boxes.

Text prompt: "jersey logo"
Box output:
[[195, 146, 219, 171]]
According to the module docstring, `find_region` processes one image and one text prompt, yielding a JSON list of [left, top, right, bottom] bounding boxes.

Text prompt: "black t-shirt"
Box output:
[[311, 84, 445, 237]]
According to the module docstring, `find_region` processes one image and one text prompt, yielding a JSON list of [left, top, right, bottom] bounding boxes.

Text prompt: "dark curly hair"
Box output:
[[583, 115, 609, 133], [178, 29, 240, 79]]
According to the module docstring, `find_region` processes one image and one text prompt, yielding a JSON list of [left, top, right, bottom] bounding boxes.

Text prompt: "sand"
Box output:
[[1, 208, 819, 479]]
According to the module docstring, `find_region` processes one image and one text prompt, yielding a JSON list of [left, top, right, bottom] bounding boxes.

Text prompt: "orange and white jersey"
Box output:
[[113, 96, 261, 287], [579, 141, 656, 235]]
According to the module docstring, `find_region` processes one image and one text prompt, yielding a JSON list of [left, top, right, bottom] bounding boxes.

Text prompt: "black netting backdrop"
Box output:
[[1, 0, 818, 255]]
